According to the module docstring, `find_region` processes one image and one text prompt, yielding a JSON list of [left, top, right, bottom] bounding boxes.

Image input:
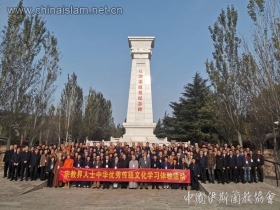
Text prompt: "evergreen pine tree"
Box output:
[[163, 72, 219, 142]]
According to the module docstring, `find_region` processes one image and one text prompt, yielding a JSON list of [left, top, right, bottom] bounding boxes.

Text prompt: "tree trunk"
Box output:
[[46, 127, 50, 145], [58, 107, 61, 145], [6, 126, 12, 150], [273, 128, 280, 180], [39, 130, 42, 145], [237, 130, 242, 147], [273, 128, 278, 162]]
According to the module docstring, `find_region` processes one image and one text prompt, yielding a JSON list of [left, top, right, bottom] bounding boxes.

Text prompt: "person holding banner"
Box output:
[[73, 154, 84, 188], [151, 155, 160, 189], [181, 157, 189, 190], [92, 156, 102, 189], [139, 152, 151, 189], [118, 154, 129, 189], [161, 156, 171, 189], [62, 155, 74, 188], [102, 154, 112, 189], [171, 159, 181, 189], [83, 156, 93, 188], [112, 156, 119, 189], [190, 158, 200, 191], [129, 155, 138, 189]]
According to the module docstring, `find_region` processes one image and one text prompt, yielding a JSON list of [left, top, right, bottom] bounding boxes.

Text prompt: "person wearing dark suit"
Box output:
[[102, 155, 112, 189], [228, 150, 237, 183], [189, 158, 200, 191], [151, 155, 160, 189], [3, 145, 14, 179], [118, 154, 129, 189], [222, 150, 230, 183], [256, 150, 264, 182], [83, 156, 93, 188], [161, 156, 171, 189], [29, 149, 41, 181], [197, 150, 207, 184], [10, 148, 21, 181], [215, 151, 226, 184], [249, 150, 257, 183], [46, 156, 56, 187], [235, 149, 245, 183], [73, 154, 84, 187], [139, 152, 151, 189], [20, 146, 31, 181]]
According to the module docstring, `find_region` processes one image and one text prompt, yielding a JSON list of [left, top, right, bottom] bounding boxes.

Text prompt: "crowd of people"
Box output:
[[2, 141, 265, 191]]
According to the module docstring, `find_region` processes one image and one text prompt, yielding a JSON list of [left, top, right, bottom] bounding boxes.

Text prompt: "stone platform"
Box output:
[[0, 170, 279, 210], [0, 171, 47, 197]]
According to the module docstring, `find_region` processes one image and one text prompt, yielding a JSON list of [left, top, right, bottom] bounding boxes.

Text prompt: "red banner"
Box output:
[[59, 168, 191, 183]]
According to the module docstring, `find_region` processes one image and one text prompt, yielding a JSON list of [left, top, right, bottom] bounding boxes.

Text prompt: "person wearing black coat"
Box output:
[[235, 149, 245, 183], [102, 155, 112, 189], [118, 154, 129, 189], [256, 150, 264, 182], [20, 146, 31, 181], [10, 148, 21, 181], [197, 150, 207, 184], [73, 155, 84, 187], [222, 150, 230, 183], [228, 150, 237, 183], [249, 150, 257, 183], [82, 156, 93, 188], [171, 159, 181, 189], [215, 151, 226, 184], [46, 156, 56, 187], [29, 149, 41, 181], [3, 145, 14, 178], [151, 155, 160, 189], [189, 158, 200, 191]]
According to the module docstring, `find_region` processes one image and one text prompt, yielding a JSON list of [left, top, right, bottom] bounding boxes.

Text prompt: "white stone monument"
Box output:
[[109, 36, 168, 146]]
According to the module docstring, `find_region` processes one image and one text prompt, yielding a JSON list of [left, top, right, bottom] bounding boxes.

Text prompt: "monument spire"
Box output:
[[109, 36, 168, 145], [122, 36, 157, 142]]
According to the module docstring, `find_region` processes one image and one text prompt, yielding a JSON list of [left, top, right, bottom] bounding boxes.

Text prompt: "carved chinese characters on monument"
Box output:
[[138, 69, 144, 112]]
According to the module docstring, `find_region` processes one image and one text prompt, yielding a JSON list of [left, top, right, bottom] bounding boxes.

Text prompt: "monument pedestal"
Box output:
[[122, 122, 157, 142]]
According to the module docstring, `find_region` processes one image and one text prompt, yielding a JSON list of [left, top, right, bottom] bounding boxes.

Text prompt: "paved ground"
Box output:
[[0, 171, 46, 196], [0, 170, 280, 210]]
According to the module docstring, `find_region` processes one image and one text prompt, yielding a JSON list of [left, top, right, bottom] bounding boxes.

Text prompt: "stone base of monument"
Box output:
[[110, 136, 169, 146], [117, 122, 169, 145]]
